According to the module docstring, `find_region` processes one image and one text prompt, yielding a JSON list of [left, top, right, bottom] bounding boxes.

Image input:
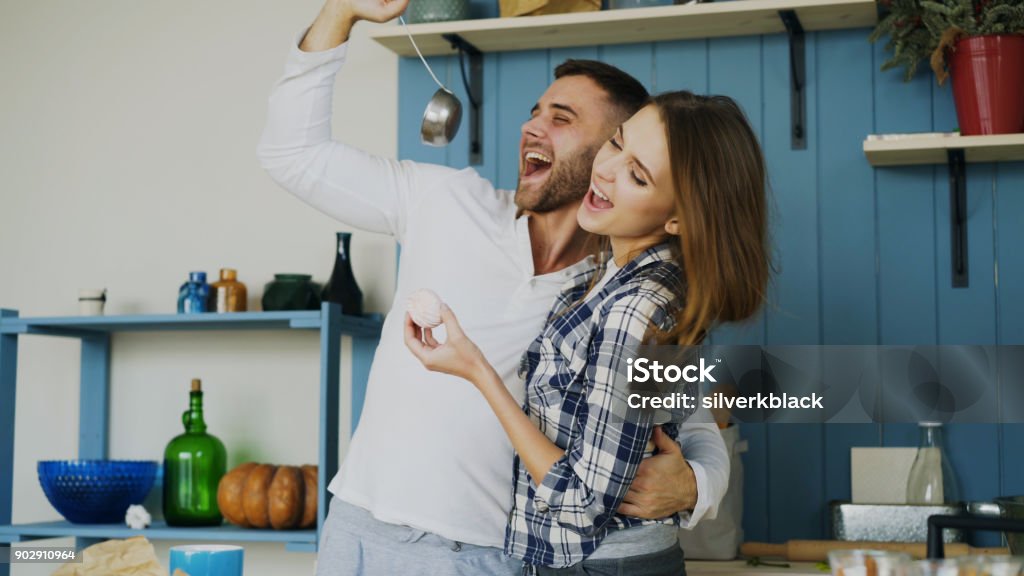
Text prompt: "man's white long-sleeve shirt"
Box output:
[[257, 36, 729, 548]]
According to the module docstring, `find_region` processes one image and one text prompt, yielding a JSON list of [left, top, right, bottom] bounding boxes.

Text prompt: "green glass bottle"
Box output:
[[163, 378, 227, 526]]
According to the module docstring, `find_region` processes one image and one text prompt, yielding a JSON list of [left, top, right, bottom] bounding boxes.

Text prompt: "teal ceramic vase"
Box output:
[[406, 0, 469, 23]]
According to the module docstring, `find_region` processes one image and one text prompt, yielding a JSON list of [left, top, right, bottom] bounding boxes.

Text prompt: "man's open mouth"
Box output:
[[522, 151, 553, 178]]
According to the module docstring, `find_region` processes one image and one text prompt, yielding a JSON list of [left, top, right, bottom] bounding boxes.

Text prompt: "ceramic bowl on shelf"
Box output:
[[37, 460, 158, 524], [262, 274, 322, 311], [405, 0, 469, 23]]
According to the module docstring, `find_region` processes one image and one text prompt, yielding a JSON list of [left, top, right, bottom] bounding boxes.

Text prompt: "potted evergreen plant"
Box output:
[[870, 0, 1024, 135]]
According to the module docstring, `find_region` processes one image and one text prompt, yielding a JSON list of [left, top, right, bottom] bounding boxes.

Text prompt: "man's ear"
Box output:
[[664, 218, 680, 236]]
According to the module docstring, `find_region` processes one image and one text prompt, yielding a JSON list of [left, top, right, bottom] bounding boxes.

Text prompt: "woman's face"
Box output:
[[577, 104, 679, 258]]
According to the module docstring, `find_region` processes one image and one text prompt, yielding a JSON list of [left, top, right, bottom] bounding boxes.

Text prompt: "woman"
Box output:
[[404, 91, 770, 574]]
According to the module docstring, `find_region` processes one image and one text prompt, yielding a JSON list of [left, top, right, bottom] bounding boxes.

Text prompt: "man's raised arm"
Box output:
[[256, 0, 455, 241]]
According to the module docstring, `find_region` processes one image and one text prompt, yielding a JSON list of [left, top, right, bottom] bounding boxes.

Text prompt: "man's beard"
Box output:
[[515, 144, 600, 214]]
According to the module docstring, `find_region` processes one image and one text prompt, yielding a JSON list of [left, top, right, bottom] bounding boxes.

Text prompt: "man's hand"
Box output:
[[619, 427, 698, 519], [300, 0, 410, 52], [345, 0, 411, 24]]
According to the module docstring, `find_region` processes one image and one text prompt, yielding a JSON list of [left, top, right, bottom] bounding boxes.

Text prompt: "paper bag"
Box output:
[[53, 536, 185, 576], [499, 0, 599, 18]]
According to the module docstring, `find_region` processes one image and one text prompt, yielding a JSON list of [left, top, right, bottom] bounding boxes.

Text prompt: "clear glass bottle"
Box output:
[[163, 379, 227, 526], [906, 422, 960, 504]]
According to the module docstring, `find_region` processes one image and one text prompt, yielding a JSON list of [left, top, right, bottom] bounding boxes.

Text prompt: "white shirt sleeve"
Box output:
[[256, 32, 459, 243], [673, 414, 730, 529]]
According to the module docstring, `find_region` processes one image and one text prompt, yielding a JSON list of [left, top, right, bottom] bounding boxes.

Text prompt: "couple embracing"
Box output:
[[257, 0, 769, 573]]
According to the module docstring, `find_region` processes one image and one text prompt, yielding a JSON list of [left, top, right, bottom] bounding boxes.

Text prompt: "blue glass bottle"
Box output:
[[178, 272, 210, 314]]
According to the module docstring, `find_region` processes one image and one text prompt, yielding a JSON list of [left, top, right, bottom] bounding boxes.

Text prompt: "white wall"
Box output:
[[0, 1, 398, 574]]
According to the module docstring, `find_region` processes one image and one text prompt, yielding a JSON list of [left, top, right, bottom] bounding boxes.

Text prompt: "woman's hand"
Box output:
[[404, 305, 489, 385]]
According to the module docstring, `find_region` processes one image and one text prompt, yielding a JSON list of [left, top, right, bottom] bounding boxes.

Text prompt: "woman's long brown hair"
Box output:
[[651, 91, 771, 345]]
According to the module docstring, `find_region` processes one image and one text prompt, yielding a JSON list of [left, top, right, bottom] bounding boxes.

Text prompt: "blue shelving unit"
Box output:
[[0, 303, 382, 572]]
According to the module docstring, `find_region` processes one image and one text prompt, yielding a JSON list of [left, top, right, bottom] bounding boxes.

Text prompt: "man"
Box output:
[[257, 0, 730, 573]]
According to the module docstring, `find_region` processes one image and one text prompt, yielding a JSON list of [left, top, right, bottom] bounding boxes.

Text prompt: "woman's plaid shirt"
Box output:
[[505, 242, 697, 568]]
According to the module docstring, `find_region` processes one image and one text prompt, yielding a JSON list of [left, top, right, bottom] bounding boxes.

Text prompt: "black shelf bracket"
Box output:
[[779, 10, 806, 150], [948, 148, 968, 288], [442, 33, 483, 166]]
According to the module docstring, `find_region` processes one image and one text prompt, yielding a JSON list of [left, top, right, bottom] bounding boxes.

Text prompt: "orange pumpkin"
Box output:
[[217, 462, 318, 529]]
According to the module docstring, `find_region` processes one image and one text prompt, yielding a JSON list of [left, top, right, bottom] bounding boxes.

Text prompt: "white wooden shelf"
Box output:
[[863, 133, 1024, 167], [368, 0, 877, 57], [863, 132, 1024, 289]]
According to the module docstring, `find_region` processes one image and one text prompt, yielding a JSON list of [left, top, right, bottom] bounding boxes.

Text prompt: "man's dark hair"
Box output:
[[554, 59, 650, 120]]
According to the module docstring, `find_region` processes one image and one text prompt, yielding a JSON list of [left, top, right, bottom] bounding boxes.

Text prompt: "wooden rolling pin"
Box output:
[[741, 540, 1009, 562]]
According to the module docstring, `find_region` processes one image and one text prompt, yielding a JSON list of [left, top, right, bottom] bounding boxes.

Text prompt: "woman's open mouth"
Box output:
[[585, 182, 614, 211]]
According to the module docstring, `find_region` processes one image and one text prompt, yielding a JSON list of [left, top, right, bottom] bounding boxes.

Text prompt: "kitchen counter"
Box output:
[[689, 560, 826, 576]]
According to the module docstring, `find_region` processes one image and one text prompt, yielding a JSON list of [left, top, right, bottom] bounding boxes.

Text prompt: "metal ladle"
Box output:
[[399, 16, 463, 146]]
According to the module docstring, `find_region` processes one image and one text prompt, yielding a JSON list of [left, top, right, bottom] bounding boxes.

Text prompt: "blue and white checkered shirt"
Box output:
[[505, 242, 697, 568]]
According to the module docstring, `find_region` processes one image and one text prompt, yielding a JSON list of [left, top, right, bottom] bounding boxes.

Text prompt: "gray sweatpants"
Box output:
[[314, 498, 522, 576]]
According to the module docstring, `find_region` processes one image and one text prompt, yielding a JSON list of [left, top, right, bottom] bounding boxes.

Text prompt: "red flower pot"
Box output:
[[949, 34, 1024, 135]]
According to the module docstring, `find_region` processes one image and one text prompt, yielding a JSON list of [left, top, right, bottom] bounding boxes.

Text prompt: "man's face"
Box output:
[[515, 76, 618, 213]]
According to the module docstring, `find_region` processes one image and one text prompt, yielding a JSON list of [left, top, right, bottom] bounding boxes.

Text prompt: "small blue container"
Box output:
[[170, 545, 244, 576], [178, 271, 210, 314], [37, 460, 158, 524]]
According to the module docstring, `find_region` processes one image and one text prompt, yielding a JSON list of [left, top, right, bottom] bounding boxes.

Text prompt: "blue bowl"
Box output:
[[38, 460, 158, 524]]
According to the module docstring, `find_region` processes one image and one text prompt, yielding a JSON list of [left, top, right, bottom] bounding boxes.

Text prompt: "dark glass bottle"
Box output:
[[321, 232, 363, 315], [163, 379, 227, 526]]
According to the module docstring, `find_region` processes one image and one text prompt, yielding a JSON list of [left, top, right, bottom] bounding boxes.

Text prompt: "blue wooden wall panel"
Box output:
[[599, 44, 654, 89], [476, 52, 501, 183], [818, 29, 878, 347], [874, 47, 936, 348], [444, 54, 473, 170], [1003, 423, 1024, 498], [398, 57, 447, 165], [934, 165, 997, 345], [998, 162, 1024, 501], [706, 35, 767, 347], [871, 42, 937, 451], [762, 31, 825, 542], [935, 155, 1001, 542], [997, 163, 1024, 347], [931, 71, 1003, 544], [495, 52, 549, 190], [817, 29, 882, 528], [394, 27, 1024, 543], [469, 0, 499, 19], [763, 32, 820, 347], [549, 46, 600, 69], [932, 82, 958, 133], [652, 39, 708, 94], [703, 34, 773, 543]]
